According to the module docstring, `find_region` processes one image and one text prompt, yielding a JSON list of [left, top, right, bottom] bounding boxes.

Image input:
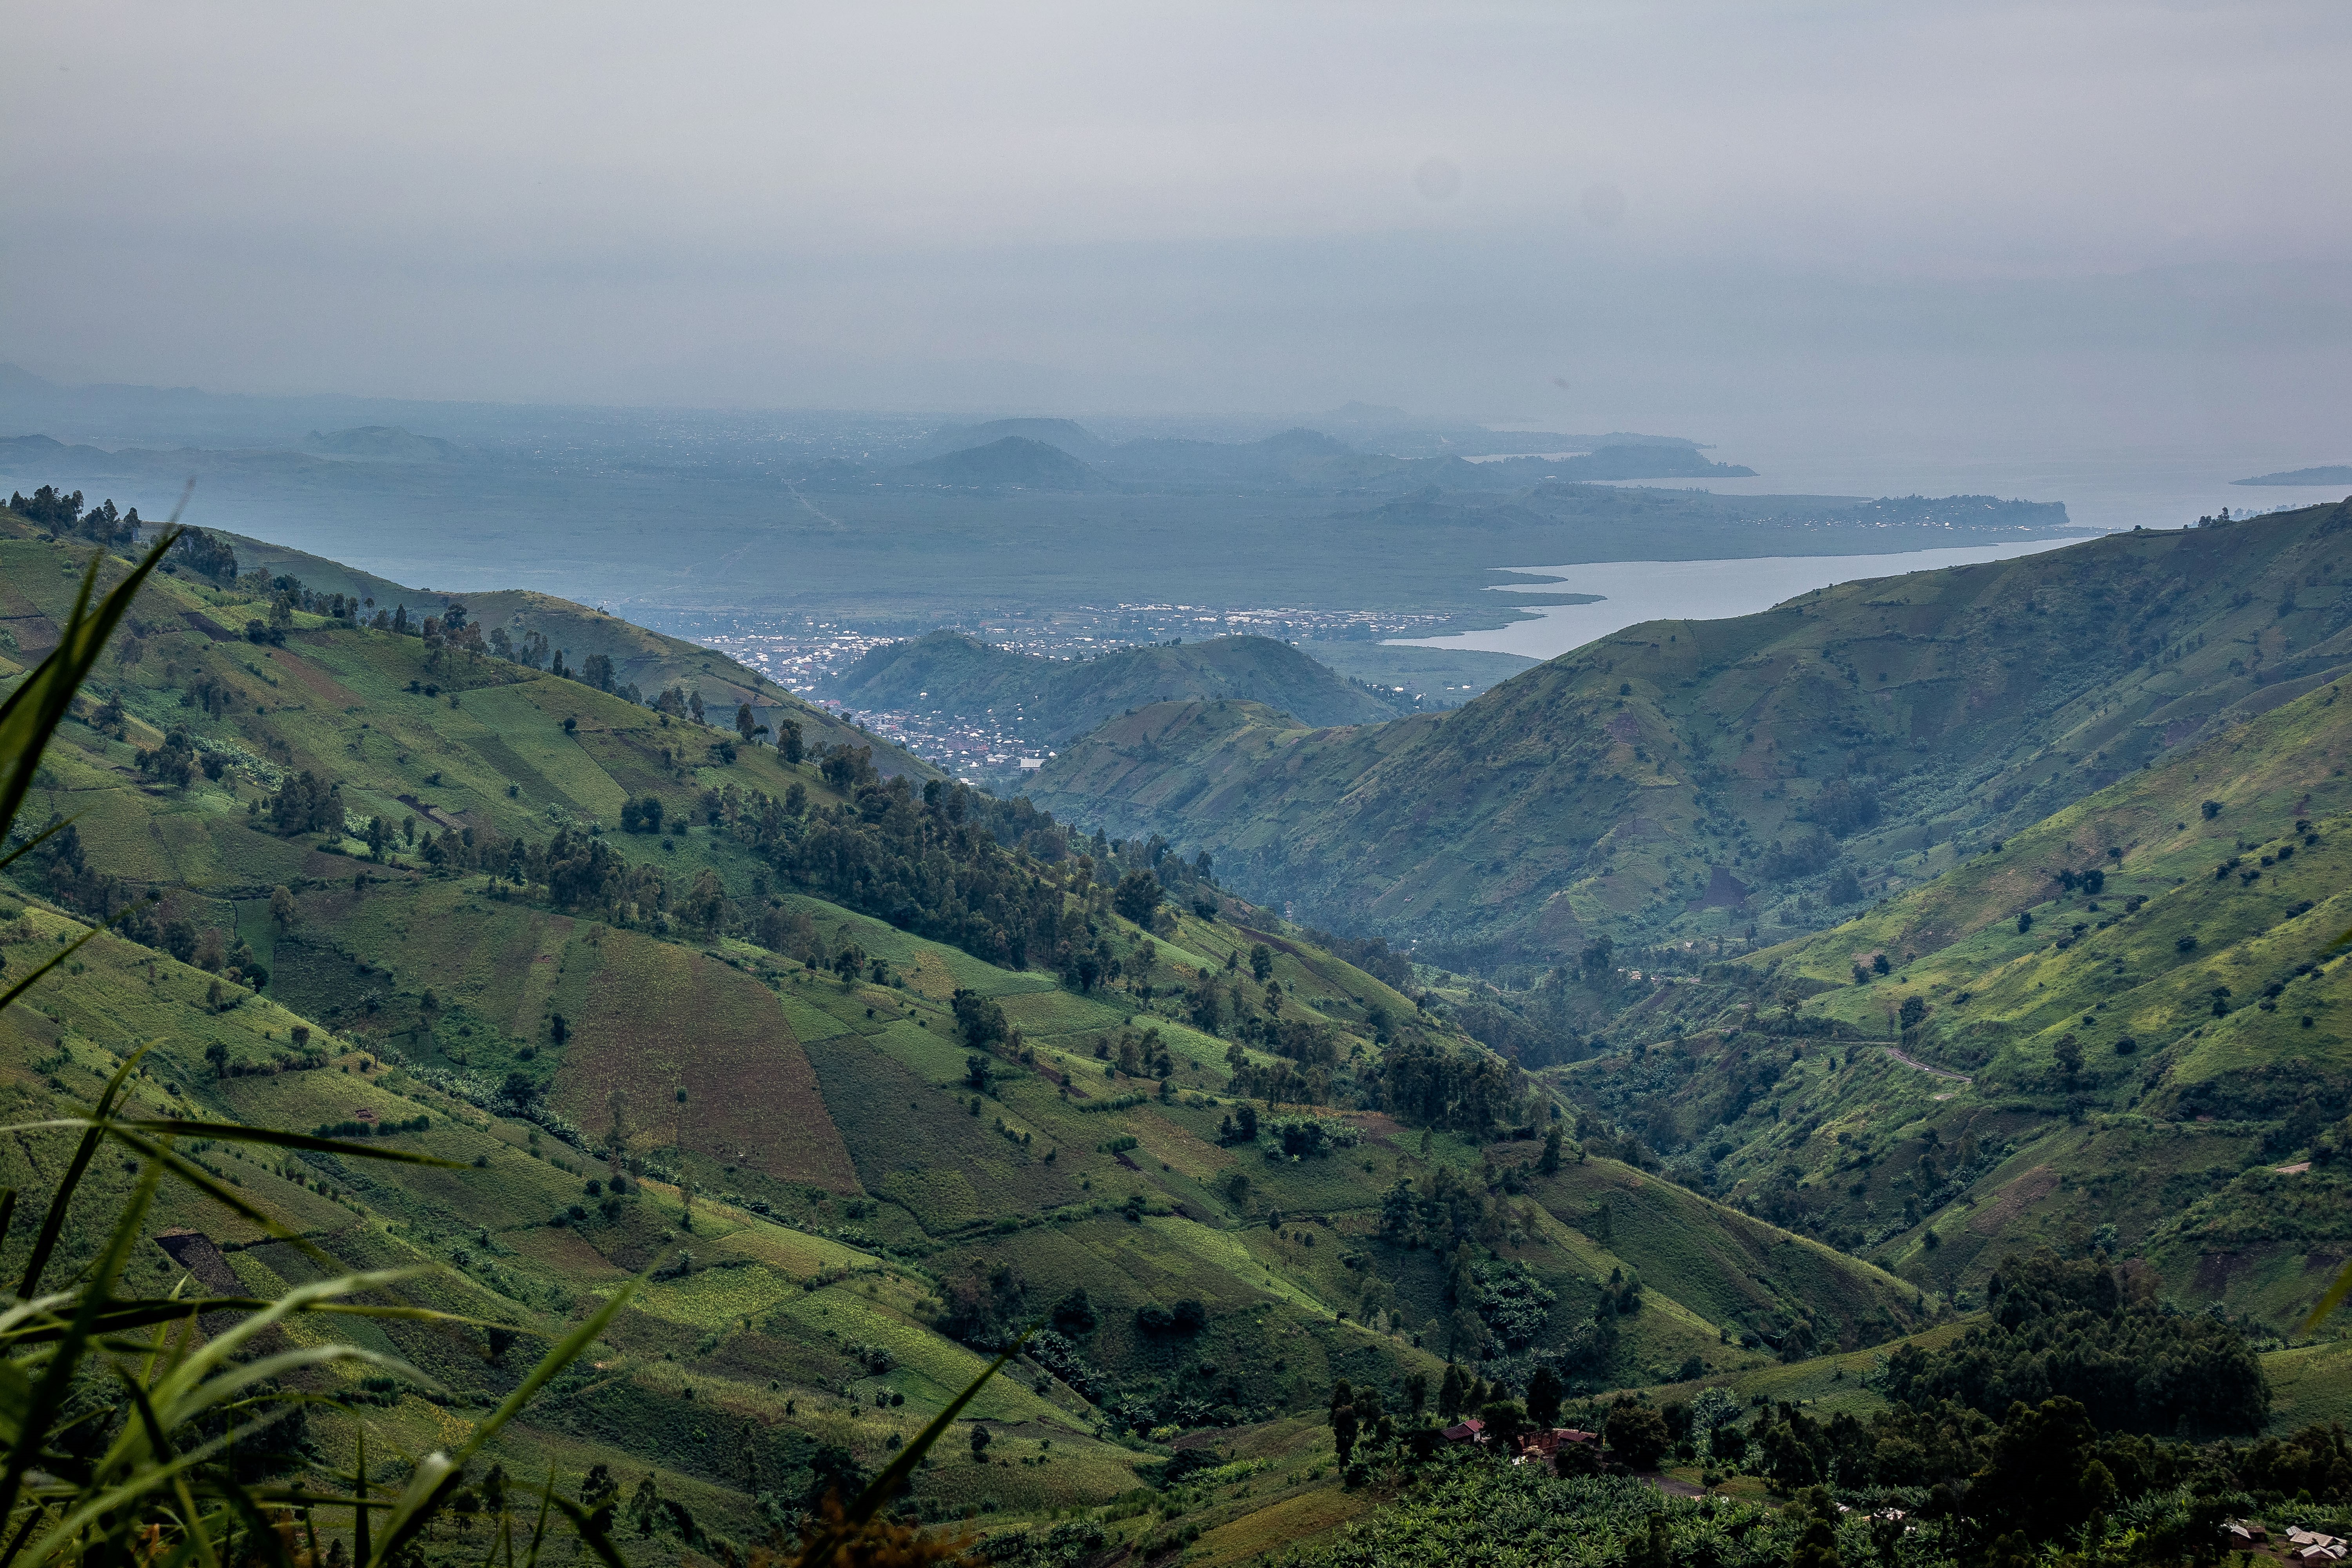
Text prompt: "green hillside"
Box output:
[[1029, 501, 2352, 968], [0, 508, 1932, 1561], [827, 631, 1414, 746], [1546, 661, 2352, 1332], [92, 525, 933, 779]]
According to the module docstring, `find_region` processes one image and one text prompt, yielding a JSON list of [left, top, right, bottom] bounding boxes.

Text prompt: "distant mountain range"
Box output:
[[898, 418, 1739, 492], [918, 410, 1705, 462]]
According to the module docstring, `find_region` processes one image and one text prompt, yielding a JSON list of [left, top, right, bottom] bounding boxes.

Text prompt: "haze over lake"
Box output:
[[1394, 536, 2086, 661]]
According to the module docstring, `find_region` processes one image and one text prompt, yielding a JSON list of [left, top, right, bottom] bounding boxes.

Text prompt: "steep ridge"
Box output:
[[826, 631, 1416, 745], [45, 522, 927, 777], [0, 506, 1929, 1555], [1030, 501, 2352, 966], [1551, 664, 2352, 1332]]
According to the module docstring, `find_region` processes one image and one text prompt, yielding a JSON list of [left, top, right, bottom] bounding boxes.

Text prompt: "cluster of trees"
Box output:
[[1467, 1259, 1556, 1351], [1877, 1249, 2271, 1436], [9, 485, 144, 544], [134, 724, 201, 788], [537, 828, 679, 921], [1371, 1036, 1529, 1133], [1308, 1287, 2340, 1565], [167, 527, 240, 585], [1377, 1167, 1513, 1254], [265, 769, 341, 834], [1296, 925, 1414, 990], [731, 761, 1074, 971], [1442, 969, 1585, 1069], [1718, 1390, 2342, 1554], [1756, 828, 1841, 884], [115, 720, 1236, 998], [225, 570, 376, 628], [1257, 1115, 1361, 1158], [1798, 775, 1882, 837]]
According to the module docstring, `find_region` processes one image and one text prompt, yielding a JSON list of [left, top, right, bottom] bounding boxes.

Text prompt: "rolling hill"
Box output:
[[1027, 501, 2352, 968], [825, 632, 1417, 746], [0, 503, 1935, 1560], [143, 529, 927, 779], [912, 417, 1114, 462], [1537, 655, 2352, 1334], [898, 436, 1107, 491]]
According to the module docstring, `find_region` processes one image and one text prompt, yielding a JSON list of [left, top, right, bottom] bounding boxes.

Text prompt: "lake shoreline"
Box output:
[[1387, 535, 2098, 661]]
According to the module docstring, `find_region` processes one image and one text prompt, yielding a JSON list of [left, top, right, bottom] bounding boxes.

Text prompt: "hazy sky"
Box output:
[[7, 2, 2348, 453]]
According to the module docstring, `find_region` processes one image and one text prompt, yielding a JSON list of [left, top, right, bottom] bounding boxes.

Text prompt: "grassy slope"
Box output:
[[1550, 665, 2352, 1336], [825, 632, 1413, 744], [169, 528, 936, 777], [0, 514, 1932, 1558], [1029, 502, 2352, 966]]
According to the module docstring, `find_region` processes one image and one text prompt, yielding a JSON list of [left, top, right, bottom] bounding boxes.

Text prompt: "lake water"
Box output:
[[1488, 440, 2352, 536], [1386, 436, 2352, 664], [1388, 537, 2087, 661]]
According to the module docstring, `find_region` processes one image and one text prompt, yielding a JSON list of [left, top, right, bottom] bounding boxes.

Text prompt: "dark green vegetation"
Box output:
[[1031, 502, 2352, 971], [1265, 1251, 2347, 1567], [0, 501, 1953, 1562], [824, 632, 1418, 747], [1269, 1406, 2338, 1568]]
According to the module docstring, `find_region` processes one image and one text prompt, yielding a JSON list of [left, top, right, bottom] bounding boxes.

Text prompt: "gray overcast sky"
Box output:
[[5, 2, 2348, 454]]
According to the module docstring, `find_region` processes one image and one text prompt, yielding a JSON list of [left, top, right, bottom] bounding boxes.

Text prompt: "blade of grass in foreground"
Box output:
[[0, 517, 183, 857]]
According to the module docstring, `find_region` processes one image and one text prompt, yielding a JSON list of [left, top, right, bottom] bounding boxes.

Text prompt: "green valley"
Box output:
[[0, 504, 1943, 1564]]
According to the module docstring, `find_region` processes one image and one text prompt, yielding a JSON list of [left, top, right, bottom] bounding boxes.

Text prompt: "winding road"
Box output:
[[1883, 1044, 1972, 1084]]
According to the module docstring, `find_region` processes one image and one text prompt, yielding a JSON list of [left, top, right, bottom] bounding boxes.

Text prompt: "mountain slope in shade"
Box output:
[[1551, 662, 2352, 1332], [1028, 501, 2352, 965]]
